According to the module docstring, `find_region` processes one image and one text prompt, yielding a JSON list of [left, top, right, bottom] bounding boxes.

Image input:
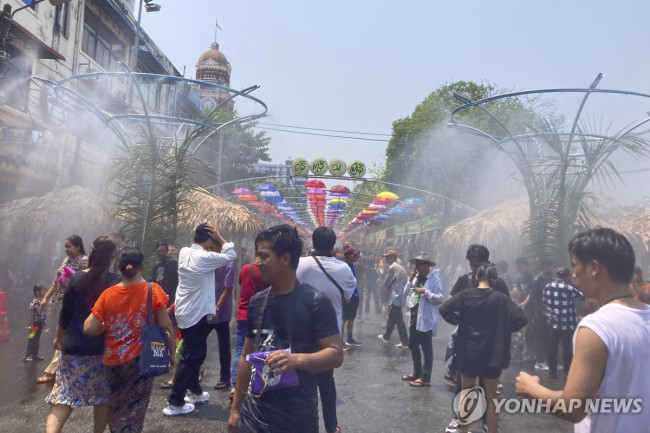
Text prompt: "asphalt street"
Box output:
[[0, 295, 573, 433]]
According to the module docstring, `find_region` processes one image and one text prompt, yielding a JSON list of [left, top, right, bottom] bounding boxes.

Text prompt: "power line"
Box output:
[[257, 122, 391, 137], [255, 126, 390, 142]]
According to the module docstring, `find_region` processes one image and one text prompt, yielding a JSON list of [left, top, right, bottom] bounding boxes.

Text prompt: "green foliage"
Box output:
[[382, 80, 536, 226]]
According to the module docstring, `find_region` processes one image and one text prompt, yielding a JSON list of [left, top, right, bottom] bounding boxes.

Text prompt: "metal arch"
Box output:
[[54, 71, 268, 118], [33, 76, 133, 148], [450, 87, 650, 118]]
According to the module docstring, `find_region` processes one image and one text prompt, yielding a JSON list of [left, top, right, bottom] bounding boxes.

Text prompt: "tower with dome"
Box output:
[[195, 41, 234, 112]]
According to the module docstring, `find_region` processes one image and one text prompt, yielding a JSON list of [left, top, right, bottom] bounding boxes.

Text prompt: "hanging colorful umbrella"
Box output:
[[329, 185, 350, 194], [376, 191, 399, 200], [256, 184, 277, 192], [260, 190, 281, 197], [304, 179, 326, 188], [361, 210, 379, 215], [265, 194, 284, 204], [231, 187, 252, 195], [307, 188, 325, 195], [403, 198, 424, 206], [367, 203, 387, 211], [328, 198, 347, 205], [373, 197, 395, 205], [237, 194, 258, 201]]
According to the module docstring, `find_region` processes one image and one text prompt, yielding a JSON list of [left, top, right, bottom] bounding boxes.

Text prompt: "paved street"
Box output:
[[0, 292, 572, 433]]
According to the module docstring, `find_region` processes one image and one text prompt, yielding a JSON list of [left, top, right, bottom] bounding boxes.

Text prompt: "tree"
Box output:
[[383, 81, 535, 226]]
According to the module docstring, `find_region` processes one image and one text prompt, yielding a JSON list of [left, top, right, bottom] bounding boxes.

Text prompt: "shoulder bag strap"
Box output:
[[249, 264, 260, 292], [312, 256, 346, 297], [147, 282, 153, 326], [254, 288, 272, 351]]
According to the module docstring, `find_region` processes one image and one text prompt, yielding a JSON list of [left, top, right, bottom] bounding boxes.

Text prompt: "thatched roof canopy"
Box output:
[[439, 198, 529, 266], [605, 211, 650, 268], [179, 188, 266, 241], [0, 185, 117, 262]]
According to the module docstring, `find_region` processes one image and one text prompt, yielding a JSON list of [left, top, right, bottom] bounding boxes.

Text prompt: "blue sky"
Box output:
[[142, 0, 650, 174]]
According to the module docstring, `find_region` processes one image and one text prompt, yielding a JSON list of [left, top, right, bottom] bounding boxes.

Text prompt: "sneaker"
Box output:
[[163, 402, 195, 416], [184, 391, 209, 404], [444, 373, 457, 386], [497, 383, 503, 390], [535, 362, 549, 371], [343, 346, 351, 351], [445, 418, 460, 433], [346, 338, 362, 347], [394, 343, 408, 349], [377, 334, 389, 344]]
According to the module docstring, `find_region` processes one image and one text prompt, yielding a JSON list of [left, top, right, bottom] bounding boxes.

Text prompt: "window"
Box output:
[[81, 8, 125, 71], [54, 4, 69, 37]]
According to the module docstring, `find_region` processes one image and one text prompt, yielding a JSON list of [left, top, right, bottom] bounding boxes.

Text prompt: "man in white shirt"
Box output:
[[296, 227, 356, 433], [164, 223, 236, 416], [516, 228, 650, 433]]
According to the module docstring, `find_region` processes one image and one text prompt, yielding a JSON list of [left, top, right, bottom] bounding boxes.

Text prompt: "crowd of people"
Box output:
[[19, 223, 650, 432]]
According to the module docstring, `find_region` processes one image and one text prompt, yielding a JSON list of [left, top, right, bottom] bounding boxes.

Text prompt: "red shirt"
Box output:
[[237, 264, 269, 321]]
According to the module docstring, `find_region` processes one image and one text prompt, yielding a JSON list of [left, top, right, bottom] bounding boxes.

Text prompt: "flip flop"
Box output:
[[401, 374, 418, 381], [36, 373, 55, 383], [409, 379, 431, 387], [160, 381, 174, 389], [214, 381, 229, 390]]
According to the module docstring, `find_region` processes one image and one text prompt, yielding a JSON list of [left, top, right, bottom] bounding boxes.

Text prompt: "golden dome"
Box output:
[[198, 42, 229, 66]]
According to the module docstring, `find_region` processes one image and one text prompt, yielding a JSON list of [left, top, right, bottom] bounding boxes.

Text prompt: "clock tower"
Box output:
[[195, 42, 233, 113]]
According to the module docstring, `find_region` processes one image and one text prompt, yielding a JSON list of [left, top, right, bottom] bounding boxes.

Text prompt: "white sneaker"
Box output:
[[535, 362, 549, 371], [445, 418, 460, 433], [184, 391, 209, 404], [163, 402, 195, 416]]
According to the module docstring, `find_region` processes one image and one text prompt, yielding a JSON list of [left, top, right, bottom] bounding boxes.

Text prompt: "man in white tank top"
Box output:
[[516, 227, 650, 433]]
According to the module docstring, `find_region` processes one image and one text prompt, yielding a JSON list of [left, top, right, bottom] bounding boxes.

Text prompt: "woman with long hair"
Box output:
[[37, 235, 89, 384], [85, 246, 176, 432], [45, 236, 119, 433], [440, 264, 527, 433]]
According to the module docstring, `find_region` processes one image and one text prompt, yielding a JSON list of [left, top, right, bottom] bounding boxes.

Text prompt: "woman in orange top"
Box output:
[[85, 247, 175, 432]]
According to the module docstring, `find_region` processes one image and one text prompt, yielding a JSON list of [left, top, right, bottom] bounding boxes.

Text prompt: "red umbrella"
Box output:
[[329, 185, 350, 194], [304, 179, 326, 188]]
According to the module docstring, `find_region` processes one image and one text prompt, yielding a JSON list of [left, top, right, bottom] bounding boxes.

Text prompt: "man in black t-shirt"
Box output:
[[150, 241, 179, 307], [228, 225, 343, 433], [520, 259, 555, 370]]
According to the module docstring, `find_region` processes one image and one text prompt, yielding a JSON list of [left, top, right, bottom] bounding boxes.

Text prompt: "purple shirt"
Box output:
[[214, 262, 235, 323]]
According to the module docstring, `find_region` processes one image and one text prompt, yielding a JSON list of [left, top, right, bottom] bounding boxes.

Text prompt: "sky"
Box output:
[[140, 0, 650, 185]]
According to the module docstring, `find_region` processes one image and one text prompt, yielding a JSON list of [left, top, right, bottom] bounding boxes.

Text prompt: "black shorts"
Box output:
[[342, 296, 359, 320], [460, 360, 501, 380]]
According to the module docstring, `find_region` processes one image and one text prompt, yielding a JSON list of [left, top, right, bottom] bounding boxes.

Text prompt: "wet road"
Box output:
[[0, 297, 572, 433]]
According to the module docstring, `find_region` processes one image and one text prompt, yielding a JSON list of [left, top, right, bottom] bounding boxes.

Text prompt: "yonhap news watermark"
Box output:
[[454, 387, 643, 425]]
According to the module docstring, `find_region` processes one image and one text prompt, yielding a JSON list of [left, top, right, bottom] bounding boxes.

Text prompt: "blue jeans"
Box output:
[[231, 320, 247, 387]]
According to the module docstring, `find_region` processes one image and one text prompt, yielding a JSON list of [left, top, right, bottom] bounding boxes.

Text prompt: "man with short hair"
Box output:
[[296, 227, 356, 433], [164, 223, 236, 416], [520, 259, 555, 371], [517, 227, 650, 431], [229, 224, 344, 433], [150, 242, 179, 309], [341, 248, 362, 346], [378, 249, 408, 348], [542, 267, 584, 379]]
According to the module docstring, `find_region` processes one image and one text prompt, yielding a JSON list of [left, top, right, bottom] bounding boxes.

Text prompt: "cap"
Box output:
[[382, 249, 398, 257], [343, 247, 360, 256], [409, 252, 436, 267], [557, 267, 571, 278]]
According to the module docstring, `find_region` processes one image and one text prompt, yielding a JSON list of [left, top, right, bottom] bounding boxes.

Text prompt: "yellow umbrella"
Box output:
[[361, 210, 379, 215], [376, 191, 399, 200], [328, 198, 348, 205]]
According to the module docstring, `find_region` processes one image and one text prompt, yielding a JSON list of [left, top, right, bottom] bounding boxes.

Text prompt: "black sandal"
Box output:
[[401, 374, 418, 381]]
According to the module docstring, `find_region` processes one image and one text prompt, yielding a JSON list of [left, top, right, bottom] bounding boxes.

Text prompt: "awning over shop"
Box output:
[[0, 12, 65, 60]]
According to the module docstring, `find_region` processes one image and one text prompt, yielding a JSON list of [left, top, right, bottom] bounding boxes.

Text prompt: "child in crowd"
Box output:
[[25, 284, 48, 362]]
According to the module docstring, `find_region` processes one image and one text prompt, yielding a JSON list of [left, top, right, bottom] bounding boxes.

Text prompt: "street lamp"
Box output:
[[131, 0, 161, 72]]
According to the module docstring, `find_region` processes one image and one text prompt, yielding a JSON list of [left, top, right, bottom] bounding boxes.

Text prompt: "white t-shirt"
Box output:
[[296, 255, 357, 330], [574, 302, 650, 433], [174, 243, 237, 329]]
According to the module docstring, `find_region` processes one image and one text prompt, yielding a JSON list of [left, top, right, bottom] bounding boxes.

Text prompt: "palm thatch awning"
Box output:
[[179, 188, 266, 241], [0, 185, 117, 263], [439, 198, 529, 266]]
